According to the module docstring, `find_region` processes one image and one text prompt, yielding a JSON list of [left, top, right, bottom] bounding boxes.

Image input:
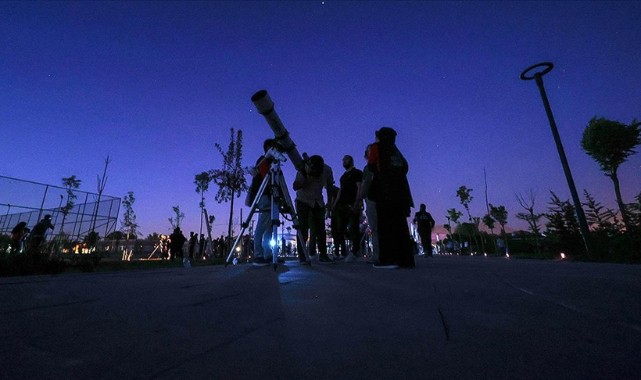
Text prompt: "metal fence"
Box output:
[[0, 175, 120, 243]]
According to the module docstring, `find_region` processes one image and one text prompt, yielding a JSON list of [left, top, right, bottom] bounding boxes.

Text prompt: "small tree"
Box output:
[[545, 191, 582, 256], [489, 204, 509, 255], [210, 128, 248, 245], [581, 117, 640, 230], [515, 190, 544, 254], [446, 208, 463, 253], [456, 185, 484, 253], [194, 171, 212, 236], [120, 191, 139, 260], [168, 205, 185, 230], [582, 189, 620, 235], [90, 156, 111, 235], [482, 213, 498, 254], [60, 175, 82, 238]]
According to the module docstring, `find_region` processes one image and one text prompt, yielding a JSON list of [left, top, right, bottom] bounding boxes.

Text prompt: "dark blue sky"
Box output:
[[2, 1, 640, 237]]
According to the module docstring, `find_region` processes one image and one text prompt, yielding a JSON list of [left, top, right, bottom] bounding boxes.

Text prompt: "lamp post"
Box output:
[[520, 62, 591, 257]]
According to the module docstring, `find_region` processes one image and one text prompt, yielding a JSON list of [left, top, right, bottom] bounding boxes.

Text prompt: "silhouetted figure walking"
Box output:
[[413, 203, 435, 257]]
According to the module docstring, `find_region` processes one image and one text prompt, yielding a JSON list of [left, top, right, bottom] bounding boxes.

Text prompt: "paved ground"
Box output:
[[1, 255, 640, 380]]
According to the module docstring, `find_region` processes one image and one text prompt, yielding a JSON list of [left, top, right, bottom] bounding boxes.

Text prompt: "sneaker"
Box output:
[[252, 257, 270, 267], [345, 253, 357, 262], [318, 254, 335, 264], [372, 262, 399, 269]]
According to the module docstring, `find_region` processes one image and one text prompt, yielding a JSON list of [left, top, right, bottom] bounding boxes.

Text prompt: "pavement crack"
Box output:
[[438, 307, 450, 341], [1, 299, 100, 315]]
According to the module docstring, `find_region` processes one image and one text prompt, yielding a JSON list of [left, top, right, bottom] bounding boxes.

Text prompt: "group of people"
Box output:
[[9, 214, 55, 253], [157, 230, 232, 261], [248, 126, 436, 269]]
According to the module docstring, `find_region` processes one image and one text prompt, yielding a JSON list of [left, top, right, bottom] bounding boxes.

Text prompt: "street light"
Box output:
[[520, 62, 591, 256]]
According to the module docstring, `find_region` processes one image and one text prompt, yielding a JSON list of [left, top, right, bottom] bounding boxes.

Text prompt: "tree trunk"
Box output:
[[227, 189, 235, 251], [610, 170, 630, 230]]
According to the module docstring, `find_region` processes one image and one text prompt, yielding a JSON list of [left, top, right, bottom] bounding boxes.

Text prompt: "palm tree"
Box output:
[[581, 117, 640, 230]]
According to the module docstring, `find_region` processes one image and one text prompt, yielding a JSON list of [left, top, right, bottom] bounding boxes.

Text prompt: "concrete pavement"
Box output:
[[1, 256, 640, 379]]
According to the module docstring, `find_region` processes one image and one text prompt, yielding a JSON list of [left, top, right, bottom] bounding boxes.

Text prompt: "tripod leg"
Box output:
[[225, 172, 271, 266], [275, 172, 311, 264]]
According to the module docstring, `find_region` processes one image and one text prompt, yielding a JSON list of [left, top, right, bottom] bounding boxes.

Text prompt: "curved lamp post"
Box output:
[[521, 62, 591, 257]]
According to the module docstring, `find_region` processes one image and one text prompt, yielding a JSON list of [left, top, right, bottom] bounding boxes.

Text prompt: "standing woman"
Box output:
[[367, 127, 415, 269]]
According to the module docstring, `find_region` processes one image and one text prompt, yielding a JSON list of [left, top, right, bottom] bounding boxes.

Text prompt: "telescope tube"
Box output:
[[251, 90, 305, 170]]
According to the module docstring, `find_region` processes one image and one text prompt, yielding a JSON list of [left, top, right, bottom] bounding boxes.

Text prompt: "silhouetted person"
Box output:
[[188, 231, 198, 260], [11, 222, 30, 253], [332, 155, 363, 261], [29, 214, 54, 251], [358, 144, 379, 263], [294, 154, 335, 264], [248, 139, 279, 266], [414, 203, 435, 257], [199, 234, 206, 258], [367, 127, 414, 269], [169, 227, 186, 261]]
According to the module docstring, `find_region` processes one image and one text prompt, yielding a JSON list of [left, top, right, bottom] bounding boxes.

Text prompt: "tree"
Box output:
[[194, 171, 212, 237], [446, 208, 463, 253], [545, 191, 582, 255], [456, 185, 484, 253], [210, 128, 248, 245], [489, 204, 509, 255], [60, 175, 81, 237], [582, 189, 620, 235], [120, 191, 139, 261], [90, 156, 111, 235], [581, 117, 640, 230], [482, 213, 498, 254], [515, 190, 544, 254], [168, 205, 185, 230]]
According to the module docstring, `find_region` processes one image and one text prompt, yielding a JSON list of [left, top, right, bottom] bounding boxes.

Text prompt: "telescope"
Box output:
[[251, 90, 305, 170]]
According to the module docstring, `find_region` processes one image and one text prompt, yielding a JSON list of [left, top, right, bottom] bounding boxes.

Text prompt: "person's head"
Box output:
[[364, 144, 372, 160], [342, 155, 354, 170], [190, 231, 195, 236], [375, 127, 397, 144], [263, 139, 277, 153], [44, 214, 51, 220], [174, 227, 181, 233], [420, 203, 426, 211], [306, 155, 325, 177]]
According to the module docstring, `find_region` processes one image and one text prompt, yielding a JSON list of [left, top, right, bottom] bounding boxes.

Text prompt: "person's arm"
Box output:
[[293, 169, 306, 191], [332, 188, 342, 210], [359, 166, 373, 201], [324, 165, 334, 219]]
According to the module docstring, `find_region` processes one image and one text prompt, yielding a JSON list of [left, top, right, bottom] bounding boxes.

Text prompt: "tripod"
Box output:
[[225, 158, 310, 269]]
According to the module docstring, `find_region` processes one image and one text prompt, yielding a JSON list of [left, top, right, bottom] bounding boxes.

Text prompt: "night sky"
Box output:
[[2, 1, 640, 238]]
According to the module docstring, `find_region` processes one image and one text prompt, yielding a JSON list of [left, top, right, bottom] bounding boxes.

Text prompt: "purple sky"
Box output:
[[2, 1, 640, 238]]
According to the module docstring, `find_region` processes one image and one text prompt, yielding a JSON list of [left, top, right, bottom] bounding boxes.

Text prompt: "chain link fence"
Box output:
[[0, 175, 120, 246]]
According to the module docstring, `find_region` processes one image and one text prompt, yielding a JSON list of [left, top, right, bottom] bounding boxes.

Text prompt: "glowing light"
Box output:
[[236, 246, 241, 252], [560, 252, 566, 259], [484, 253, 487, 257], [505, 253, 510, 258], [270, 239, 276, 247]]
